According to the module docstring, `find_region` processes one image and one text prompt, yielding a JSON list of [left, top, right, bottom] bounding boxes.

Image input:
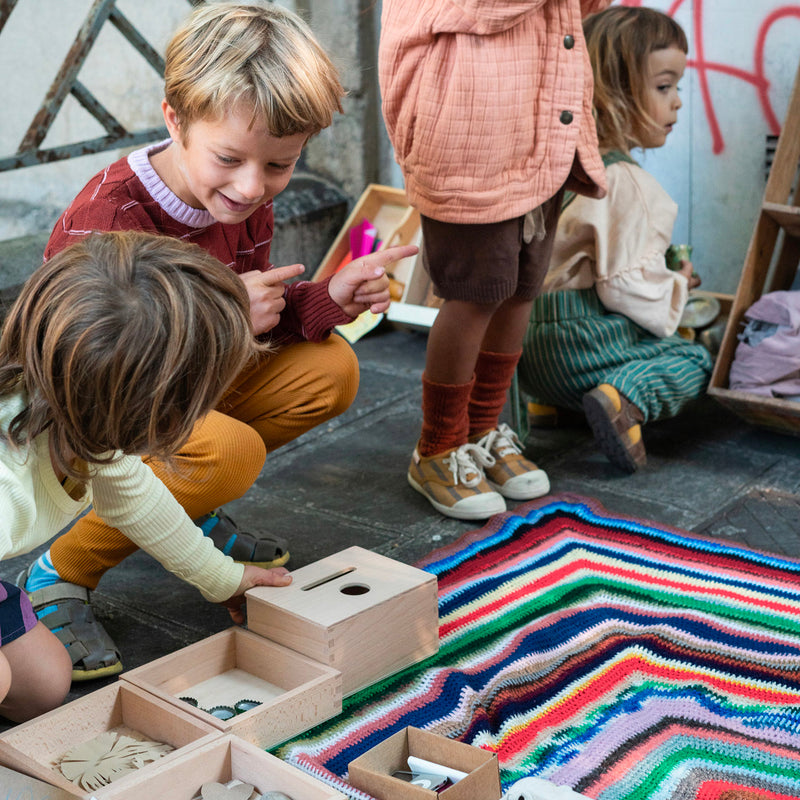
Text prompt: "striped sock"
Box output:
[[23, 550, 65, 628], [24, 550, 62, 592]]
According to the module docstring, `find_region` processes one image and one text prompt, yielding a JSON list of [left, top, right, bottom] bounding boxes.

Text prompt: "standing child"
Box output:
[[379, 0, 610, 520], [18, 0, 417, 680], [0, 231, 292, 722], [518, 6, 713, 473]]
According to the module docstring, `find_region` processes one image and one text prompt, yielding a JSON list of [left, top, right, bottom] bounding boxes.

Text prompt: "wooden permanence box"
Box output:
[[246, 546, 439, 696], [121, 627, 342, 749], [99, 734, 347, 799], [0, 681, 219, 798]]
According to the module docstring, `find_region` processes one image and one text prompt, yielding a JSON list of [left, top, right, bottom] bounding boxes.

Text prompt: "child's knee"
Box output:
[[0, 651, 11, 705], [0, 624, 72, 722], [206, 421, 267, 501]]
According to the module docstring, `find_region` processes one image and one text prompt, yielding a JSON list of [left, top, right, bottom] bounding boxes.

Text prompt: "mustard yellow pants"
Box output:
[[51, 336, 359, 589]]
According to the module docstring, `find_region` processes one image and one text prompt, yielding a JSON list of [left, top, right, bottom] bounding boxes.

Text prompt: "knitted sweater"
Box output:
[[378, 0, 610, 224], [0, 392, 243, 602], [45, 140, 353, 344], [544, 159, 688, 338]]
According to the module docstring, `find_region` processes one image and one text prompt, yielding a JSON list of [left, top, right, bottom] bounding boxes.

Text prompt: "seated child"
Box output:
[[0, 231, 292, 722], [518, 6, 713, 473], [18, 0, 417, 679]]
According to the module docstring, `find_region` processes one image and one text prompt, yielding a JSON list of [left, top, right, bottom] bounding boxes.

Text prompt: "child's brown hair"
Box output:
[[0, 231, 262, 479], [584, 6, 688, 153], [164, 0, 345, 136]]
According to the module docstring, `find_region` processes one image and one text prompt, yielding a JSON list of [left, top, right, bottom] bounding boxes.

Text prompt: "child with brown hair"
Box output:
[[518, 6, 712, 473], [18, 0, 417, 680], [379, 0, 610, 520], [0, 231, 292, 722]]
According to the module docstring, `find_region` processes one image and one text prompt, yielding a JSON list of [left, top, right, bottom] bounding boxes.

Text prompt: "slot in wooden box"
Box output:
[[0, 681, 219, 798], [313, 183, 440, 332], [246, 546, 439, 696], [348, 727, 502, 800], [99, 733, 347, 799], [120, 627, 342, 749]]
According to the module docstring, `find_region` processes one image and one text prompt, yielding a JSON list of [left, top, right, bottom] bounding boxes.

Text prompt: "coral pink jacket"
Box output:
[[379, 0, 610, 224]]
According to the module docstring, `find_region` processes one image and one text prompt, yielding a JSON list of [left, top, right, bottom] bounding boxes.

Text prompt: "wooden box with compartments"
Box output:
[[0, 681, 219, 798], [99, 733, 347, 799]]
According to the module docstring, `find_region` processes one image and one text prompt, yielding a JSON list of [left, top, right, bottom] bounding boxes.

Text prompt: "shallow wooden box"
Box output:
[[120, 627, 342, 749], [0, 681, 219, 798], [313, 183, 439, 332], [348, 727, 502, 800], [246, 546, 439, 696], [99, 733, 347, 799]]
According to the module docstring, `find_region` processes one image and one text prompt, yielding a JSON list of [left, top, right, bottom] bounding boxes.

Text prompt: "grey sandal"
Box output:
[[196, 509, 290, 568], [17, 567, 122, 681]]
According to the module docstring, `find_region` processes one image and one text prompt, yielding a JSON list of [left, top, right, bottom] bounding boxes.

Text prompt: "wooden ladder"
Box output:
[[708, 58, 800, 434]]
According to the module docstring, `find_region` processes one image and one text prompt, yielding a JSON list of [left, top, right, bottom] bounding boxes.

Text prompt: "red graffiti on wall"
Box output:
[[620, 0, 800, 153]]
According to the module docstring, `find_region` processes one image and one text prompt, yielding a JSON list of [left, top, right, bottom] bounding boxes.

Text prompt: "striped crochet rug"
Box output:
[[272, 494, 800, 800]]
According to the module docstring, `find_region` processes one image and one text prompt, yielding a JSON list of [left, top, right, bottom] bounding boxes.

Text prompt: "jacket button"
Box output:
[[564, 34, 575, 49], [560, 110, 573, 125]]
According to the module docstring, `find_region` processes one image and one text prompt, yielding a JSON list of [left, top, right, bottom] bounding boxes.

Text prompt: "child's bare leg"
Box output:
[[481, 296, 536, 354], [0, 623, 71, 722], [424, 298, 499, 384]]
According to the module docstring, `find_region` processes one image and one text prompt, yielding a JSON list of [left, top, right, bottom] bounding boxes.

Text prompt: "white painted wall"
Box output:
[[626, 0, 800, 294]]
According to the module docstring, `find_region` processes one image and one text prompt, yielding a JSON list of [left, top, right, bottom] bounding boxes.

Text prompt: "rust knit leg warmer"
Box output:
[[417, 374, 474, 458], [468, 349, 521, 437]]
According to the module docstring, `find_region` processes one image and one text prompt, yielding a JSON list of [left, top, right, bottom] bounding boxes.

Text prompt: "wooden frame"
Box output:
[[708, 59, 800, 434]]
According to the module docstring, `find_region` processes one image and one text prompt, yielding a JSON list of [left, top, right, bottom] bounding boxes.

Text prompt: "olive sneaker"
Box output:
[[472, 423, 550, 500], [408, 443, 506, 520]]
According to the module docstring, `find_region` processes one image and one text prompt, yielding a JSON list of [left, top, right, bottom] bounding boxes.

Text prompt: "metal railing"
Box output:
[[0, 0, 198, 172]]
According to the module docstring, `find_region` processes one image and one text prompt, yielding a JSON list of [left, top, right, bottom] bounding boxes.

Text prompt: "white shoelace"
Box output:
[[443, 442, 496, 488], [476, 422, 522, 458]]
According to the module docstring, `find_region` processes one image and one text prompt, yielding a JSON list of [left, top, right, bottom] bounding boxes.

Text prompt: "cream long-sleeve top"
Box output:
[[0, 391, 243, 603], [544, 159, 689, 338], [379, 0, 610, 224]]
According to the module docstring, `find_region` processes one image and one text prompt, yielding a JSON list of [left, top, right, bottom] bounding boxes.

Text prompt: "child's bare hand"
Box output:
[[328, 244, 419, 317], [240, 264, 305, 335], [221, 565, 292, 624], [679, 260, 701, 290]]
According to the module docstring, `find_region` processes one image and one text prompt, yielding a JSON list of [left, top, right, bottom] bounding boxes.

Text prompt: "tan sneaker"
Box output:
[[582, 384, 646, 473], [408, 443, 506, 520], [472, 423, 550, 500]]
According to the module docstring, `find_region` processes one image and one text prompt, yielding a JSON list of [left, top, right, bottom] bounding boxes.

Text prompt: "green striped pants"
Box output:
[[518, 288, 713, 423]]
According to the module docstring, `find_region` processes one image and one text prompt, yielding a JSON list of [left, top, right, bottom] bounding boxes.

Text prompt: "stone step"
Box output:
[[0, 173, 349, 309]]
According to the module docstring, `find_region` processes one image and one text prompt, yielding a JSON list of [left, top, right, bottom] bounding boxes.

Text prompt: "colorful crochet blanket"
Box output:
[[273, 494, 800, 800]]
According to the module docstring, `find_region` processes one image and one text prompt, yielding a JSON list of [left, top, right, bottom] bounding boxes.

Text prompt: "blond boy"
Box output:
[[19, 1, 416, 680]]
